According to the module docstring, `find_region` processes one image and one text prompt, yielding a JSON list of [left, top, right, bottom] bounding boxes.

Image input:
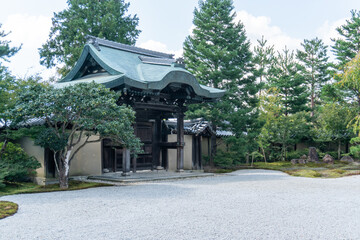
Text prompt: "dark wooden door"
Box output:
[[102, 122, 154, 172], [134, 122, 154, 170]]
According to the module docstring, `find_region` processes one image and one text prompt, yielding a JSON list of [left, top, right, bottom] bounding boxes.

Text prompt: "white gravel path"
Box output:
[[1, 169, 360, 240]]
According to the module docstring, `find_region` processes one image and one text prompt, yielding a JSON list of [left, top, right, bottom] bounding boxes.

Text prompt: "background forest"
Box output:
[[1, 0, 360, 180]]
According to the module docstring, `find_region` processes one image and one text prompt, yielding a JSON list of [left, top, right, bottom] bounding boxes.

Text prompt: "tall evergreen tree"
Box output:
[[331, 10, 360, 105], [0, 23, 21, 159], [253, 36, 275, 97], [297, 37, 331, 117], [268, 48, 308, 116], [332, 10, 360, 69], [39, 0, 140, 77], [183, 0, 259, 163]]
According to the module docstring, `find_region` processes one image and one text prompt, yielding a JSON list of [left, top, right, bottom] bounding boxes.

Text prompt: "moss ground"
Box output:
[[252, 161, 360, 178], [0, 201, 18, 219], [206, 161, 360, 178], [0, 181, 111, 197]]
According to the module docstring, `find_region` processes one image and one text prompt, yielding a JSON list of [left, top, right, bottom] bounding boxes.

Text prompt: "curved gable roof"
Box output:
[[56, 36, 225, 100]]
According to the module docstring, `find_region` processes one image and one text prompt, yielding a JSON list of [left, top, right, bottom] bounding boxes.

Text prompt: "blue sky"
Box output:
[[1, 0, 360, 80]]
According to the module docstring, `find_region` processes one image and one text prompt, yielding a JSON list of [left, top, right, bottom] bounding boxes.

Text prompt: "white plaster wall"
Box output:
[[167, 134, 193, 171], [167, 134, 177, 171], [69, 135, 102, 176], [184, 135, 193, 169], [201, 136, 210, 156], [18, 137, 45, 178]]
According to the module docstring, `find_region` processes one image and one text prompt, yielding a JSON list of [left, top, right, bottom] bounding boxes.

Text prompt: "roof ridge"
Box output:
[[86, 35, 174, 59]]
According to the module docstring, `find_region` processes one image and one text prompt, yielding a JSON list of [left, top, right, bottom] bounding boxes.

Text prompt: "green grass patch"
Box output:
[[0, 181, 111, 197], [253, 161, 293, 170], [0, 201, 18, 219], [288, 169, 322, 178], [243, 161, 360, 178]]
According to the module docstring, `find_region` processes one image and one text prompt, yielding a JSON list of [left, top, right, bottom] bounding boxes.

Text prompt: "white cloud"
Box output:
[[187, 10, 302, 52], [138, 40, 183, 58], [235, 10, 302, 52], [316, 18, 346, 48], [188, 24, 195, 36], [2, 14, 58, 80]]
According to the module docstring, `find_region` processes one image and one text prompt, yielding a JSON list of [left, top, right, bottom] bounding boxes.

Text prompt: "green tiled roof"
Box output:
[[56, 36, 225, 100]]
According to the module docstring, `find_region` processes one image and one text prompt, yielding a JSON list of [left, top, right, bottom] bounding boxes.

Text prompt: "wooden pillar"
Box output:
[[198, 136, 202, 169], [192, 136, 202, 170], [161, 121, 168, 170], [210, 124, 217, 168], [122, 148, 131, 176], [113, 148, 118, 172], [177, 111, 185, 172], [192, 135, 196, 169], [132, 154, 137, 173], [154, 118, 163, 170]]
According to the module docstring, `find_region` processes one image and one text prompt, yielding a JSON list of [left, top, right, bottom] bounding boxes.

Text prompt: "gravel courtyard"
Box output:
[[1, 169, 360, 240]]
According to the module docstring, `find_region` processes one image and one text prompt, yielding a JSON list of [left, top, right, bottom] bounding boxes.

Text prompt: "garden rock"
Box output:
[[308, 147, 319, 162], [298, 158, 307, 164], [340, 156, 354, 163], [323, 154, 334, 164], [291, 158, 307, 164]]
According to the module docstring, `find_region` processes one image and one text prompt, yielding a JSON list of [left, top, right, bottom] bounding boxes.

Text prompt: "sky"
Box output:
[[1, 0, 360, 80]]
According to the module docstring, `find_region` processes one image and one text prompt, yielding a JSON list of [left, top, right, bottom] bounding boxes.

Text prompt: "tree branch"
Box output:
[[68, 135, 103, 163], [68, 135, 89, 163]]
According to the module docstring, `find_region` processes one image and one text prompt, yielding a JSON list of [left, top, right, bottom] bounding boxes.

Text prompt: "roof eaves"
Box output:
[[59, 44, 123, 82]]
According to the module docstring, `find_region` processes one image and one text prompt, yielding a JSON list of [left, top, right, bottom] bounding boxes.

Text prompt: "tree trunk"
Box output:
[[210, 124, 217, 168], [246, 153, 249, 165], [311, 91, 315, 118], [58, 148, 72, 189], [0, 139, 8, 161], [59, 169, 69, 189], [261, 146, 267, 163], [282, 143, 287, 161], [338, 139, 341, 160]]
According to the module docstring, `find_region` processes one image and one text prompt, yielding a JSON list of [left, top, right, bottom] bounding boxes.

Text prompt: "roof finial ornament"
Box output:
[[86, 35, 101, 51], [175, 57, 185, 68]]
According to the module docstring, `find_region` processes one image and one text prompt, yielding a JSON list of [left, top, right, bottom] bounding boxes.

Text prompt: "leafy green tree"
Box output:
[[12, 82, 141, 189], [315, 103, 356, 160], [259, 89, 310, 161], [297, 38, 331, 117], [268, 48, 308, 116], [338, 51, 360, 93], [0, 23, 21, 159], [0, 23, 21, 63], [338, 52, 360, 158], [39, 0, 140, 77], [183, 0, 259, 164], [0, 23, 21, 120]]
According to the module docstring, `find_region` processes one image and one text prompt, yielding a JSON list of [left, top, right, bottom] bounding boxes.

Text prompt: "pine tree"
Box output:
[[331, 10, 360, 105], [332, 10, 360, 69], [0, 23, 21, 159], [183, 0, 259, 163], [39, 0, 140, 77], [253, 36, 275, 97], [268, 48, 308, 116], [297, 38, 330, 117]]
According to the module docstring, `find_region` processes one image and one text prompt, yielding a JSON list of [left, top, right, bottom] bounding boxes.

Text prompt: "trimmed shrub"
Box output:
[[214, 150, 235, 168], [287, 148, 309, 160], [0, 142, 41, 187]]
